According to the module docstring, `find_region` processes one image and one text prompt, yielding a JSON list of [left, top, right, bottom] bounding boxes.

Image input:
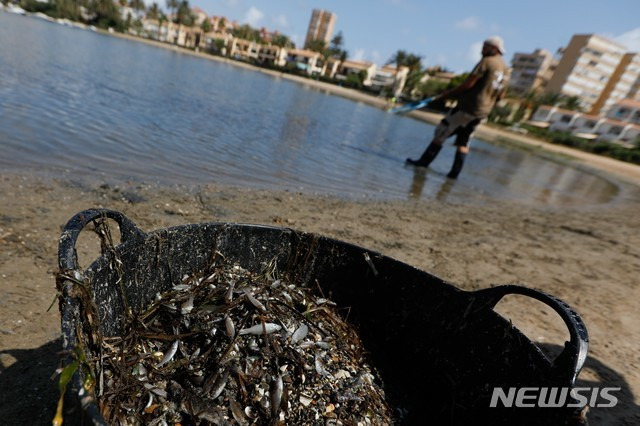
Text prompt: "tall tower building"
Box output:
[[591, 52, 640, 114], [508, 49, 557, 95], [545, 34, 627, 114], [304, 9, 336, 48]]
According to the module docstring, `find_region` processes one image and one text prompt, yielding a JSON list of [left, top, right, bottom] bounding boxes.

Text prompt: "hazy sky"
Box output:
[[182, 0, 640, 73]]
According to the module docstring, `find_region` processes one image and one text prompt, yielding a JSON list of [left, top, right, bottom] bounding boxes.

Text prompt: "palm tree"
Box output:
[[306, 39, 327, 54], [129, 0, 144, 13], [147, 2, 160, 20], [560, 96, 584, 112], [387, 50, 408, 70], [405, 53, 423, 72], [176, 0, 194, 26], [165, 0, 177, 23], [201, 18, 211, 33], [272, 34, 293, 49]]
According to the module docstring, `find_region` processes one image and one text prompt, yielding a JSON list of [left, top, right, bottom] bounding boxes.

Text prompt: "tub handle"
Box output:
[[58, 208, 145, 271], [467, 285, 589, 385]]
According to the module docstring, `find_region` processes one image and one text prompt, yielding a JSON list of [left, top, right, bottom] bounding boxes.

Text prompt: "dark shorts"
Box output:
[[434, 108, 482, 147]]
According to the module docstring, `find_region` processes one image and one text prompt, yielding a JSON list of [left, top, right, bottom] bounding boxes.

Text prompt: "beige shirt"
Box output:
[[456, 55, 510, 118]]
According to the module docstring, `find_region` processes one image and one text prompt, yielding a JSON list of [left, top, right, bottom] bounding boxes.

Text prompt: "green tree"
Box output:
[[537, 92, 562, 107], [272, 34, 293, 48], [147, 2, 160, 20], [88, 0, 123, 29], [418, 79, 449, 98], [176, 0, 194, 26], [345, 70, 367, 88], [55, 0, 79, 20], [404, 69, 427, 96], [306, 39, 327, 54], [232, 24, 262, 42], [165, 0, 177, 23], [387, 50, 407, 70], [129, 0, 144, 12], [489, 104, 513, 124], [201, 18, 211, 33], [405, 53, 423, 72], [328, 31, 347, 59], [559, 95, 583, 112]]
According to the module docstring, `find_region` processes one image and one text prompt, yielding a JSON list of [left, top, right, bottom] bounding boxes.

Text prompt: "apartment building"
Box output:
[[508, 48, 556, 95], [304, 9, 336, 48], [369, 65, 410, 97], [530, 100, 640, 144], [545, 34, 627, 114], [591, 52, 640, 114]]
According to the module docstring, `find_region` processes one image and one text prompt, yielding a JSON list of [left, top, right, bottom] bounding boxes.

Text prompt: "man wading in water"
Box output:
[[406, 36, 510, 179]]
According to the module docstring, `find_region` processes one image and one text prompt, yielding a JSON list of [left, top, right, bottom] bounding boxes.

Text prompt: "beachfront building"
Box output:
[[545, 34, 627, 114], [529, 101, 640, 145], [606, 99, 640, 126], [208, 16, 230, 33], [286, 49, 324, 75], [369, 65, 410, 96], [304, 9, 336, 48], [331, 60, 376, 86], [191, 7, 208, 26], [257, 45, 287, 67], [509, 48, 556, 95], [228, 38, 260, 61], [141, 20, 203, 48], [590, 53, 640, 114]]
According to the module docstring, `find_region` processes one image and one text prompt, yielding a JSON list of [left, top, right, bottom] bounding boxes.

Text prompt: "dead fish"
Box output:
[[224, 281, 235, 304], [181, 295, 195, 314], [238, 323, 281, 335], [172, 284, 190, 291], [244, 406, 258, 420], [144, 392, 154, 410], [291, 323, 308, 344], [155, 340, 179, 368], [143, 383, 168, 398], [189, 347, 201, 362], [229, 398, 248, 425], [225, 316, 235, 339], [336, 391, 365, 403], [270, 375, 283, 420], [314, 353, 331, 377], [244, 289, 267, 312], [315, 341, 331, 350], [205, 369, 230, 399]]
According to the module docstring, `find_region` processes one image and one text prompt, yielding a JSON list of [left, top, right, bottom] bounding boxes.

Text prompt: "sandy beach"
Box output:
[[2, 32, 640, 425]]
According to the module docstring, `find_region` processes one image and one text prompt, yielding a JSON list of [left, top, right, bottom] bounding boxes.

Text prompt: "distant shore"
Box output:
[[101, 29, 640, 186]]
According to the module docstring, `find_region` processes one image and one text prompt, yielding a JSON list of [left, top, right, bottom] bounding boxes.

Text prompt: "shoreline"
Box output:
[[102, 29, 640, 186]]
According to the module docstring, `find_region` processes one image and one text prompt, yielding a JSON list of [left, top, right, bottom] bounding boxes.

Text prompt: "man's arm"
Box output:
[[437, 74, 481, 100]]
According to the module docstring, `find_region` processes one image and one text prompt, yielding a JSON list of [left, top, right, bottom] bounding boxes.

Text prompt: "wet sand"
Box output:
[[1, 172, 640, 424], [2, 31, 640, 425]]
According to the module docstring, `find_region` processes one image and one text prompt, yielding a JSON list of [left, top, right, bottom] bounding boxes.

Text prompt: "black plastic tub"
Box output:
[[57, 208, 589, 425]]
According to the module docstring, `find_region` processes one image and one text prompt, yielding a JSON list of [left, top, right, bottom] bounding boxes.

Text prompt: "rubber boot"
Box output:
[[447, 151, 466, 179], [406, 142, 442, 167]]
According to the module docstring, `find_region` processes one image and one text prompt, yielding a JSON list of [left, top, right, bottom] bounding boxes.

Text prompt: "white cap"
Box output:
[[485, 36, 505, 54]]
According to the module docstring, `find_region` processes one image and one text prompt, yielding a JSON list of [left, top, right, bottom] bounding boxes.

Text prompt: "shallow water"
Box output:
[[0, 12, 620, 206]]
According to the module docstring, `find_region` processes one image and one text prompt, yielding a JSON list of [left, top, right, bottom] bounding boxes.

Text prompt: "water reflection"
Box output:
[[0, 13, 621, 207], [407, 167, 458, 202]]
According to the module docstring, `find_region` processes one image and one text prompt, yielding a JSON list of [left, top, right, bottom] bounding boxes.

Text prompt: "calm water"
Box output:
[[0, 12, 620, 206]]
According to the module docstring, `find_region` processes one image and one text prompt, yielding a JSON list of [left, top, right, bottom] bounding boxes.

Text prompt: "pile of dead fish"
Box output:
[[96, 261, 393, 425]]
